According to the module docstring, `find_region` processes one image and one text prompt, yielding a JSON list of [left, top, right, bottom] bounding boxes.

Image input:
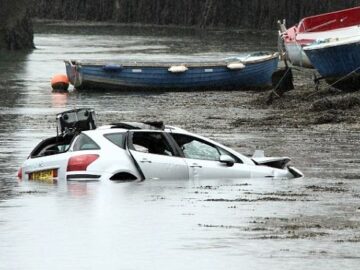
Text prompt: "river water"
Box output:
[[0, 23, 360, 269]]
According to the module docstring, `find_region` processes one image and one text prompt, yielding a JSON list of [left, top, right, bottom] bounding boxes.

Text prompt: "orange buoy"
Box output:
[[51, 74, 69, 91]]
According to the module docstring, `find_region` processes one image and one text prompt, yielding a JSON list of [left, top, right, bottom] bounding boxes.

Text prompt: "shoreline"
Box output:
[[31, 18, 277, 33], [233, 68, 360, 131]]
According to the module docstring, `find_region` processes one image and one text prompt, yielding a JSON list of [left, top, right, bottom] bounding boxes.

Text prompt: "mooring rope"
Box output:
[[272, 67, 292, 96], [328, 66, 360, 87], [306, 66, 360, 99]]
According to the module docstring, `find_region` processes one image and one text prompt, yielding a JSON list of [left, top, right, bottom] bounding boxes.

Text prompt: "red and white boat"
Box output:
[[279, 6, 360, 68]]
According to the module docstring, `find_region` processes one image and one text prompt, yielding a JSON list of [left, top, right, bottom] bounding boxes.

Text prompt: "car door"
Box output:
[[128, 131, 189, 180], [170, 133, 251, 180]]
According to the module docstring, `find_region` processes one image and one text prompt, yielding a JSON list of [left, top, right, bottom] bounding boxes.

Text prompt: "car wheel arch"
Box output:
[[110, 171, 138, 181]]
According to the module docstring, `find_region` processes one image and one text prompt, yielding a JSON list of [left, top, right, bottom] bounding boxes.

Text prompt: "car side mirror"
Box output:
[[219, 155, 235, 167]]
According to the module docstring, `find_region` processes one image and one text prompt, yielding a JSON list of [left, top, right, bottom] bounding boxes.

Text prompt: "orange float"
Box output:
[[51, 74, 69, 91]]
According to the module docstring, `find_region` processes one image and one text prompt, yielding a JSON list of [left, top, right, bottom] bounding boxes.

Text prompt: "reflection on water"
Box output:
[[51, 92, 69, 108], [0, 23, 360, 269]]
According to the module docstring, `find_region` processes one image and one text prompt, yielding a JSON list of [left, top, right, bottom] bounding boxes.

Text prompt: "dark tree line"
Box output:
[[0, 0, 34, 50], [1, 0, 360, 50], [31, 0, 360, 29]]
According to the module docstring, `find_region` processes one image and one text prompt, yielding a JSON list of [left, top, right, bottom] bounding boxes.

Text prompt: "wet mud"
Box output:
[[186, 169, 360, 248], [239, 68, 360, 129]]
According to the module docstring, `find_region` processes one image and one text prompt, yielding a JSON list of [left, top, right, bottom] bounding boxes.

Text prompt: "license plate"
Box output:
[[29, 169, 57, 184]]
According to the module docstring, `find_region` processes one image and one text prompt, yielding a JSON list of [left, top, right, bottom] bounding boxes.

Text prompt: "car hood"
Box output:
[[252, 157, 291, 169]]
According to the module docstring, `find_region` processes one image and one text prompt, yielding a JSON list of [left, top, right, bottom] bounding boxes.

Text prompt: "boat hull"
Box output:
[[304, 38, 360, 90], [284, 42, 312, 68], [65, 55, 279, 91], [279, 6, 360, 68]]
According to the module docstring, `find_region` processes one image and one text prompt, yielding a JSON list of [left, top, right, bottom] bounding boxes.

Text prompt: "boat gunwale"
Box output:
[[64, 53, 279, 68], [297, 6, 360, 33], [304, 35, 360, 50]]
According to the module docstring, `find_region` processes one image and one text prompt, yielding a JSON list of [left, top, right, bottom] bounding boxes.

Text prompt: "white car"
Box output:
[[18, 109, 303, 183]]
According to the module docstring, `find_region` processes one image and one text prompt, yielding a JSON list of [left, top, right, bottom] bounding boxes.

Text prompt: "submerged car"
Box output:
[[18, 109, 303, 183]]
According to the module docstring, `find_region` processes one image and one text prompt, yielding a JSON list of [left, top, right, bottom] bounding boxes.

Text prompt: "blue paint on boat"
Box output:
[[103, 64, 123, 72], [65, 53, 279, 91], [304, 37, 360, 89], [304, 38, 360, 78]]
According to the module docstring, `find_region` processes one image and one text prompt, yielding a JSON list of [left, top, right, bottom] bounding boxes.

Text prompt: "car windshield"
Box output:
[[30, 136, 73, 158]]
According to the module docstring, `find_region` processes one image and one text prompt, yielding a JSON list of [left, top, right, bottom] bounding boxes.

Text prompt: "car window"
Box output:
[[131, 132, 175, 156], [171, 133, 221, 161], [171, 133, 243, 163], [37, 143, 70, 157], [104, 133, 125, 149], [30, 136, 73, 158], [72, 133, 100, 151]]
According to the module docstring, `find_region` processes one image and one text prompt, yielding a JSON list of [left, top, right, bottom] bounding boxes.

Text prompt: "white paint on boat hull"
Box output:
[[285, 43, 313, 68]]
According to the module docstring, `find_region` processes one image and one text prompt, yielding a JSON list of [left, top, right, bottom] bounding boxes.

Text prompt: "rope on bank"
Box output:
[[307, 66, 360, 99], [266, 66, 294, 105], [328, 66, 360, 88]]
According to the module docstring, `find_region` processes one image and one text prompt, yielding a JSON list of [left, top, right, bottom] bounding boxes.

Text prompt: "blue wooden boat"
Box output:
[[304, 36, 360, 90], [64, 52, 279, 91]]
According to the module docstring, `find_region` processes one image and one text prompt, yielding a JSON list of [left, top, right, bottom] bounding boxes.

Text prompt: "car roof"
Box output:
[[81, 123, 255, 165], [83, 124, 189, 136], [109, 121, 165, 130]]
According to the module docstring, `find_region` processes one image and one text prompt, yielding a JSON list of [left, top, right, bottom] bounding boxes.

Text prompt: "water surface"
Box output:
[[0, 23, 360, 269]]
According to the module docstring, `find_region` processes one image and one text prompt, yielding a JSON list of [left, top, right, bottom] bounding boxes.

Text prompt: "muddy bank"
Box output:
[[232, 69, 360, 130], [192, 178, 360, 245]]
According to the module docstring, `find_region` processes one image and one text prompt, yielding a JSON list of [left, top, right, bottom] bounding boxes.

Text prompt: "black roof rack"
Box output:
[[55, 108, 164, 134], [110, 121, 164, 130]]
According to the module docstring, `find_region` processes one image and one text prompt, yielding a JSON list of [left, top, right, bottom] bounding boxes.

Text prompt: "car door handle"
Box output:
[[140, 159, 152, 163], [190, 164, 202, 168]]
